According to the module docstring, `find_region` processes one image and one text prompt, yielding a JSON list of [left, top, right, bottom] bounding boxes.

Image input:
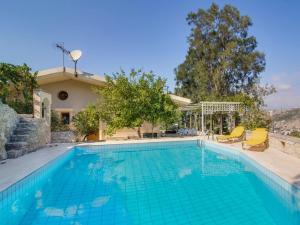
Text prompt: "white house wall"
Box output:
[[40, 79, 99, 114]]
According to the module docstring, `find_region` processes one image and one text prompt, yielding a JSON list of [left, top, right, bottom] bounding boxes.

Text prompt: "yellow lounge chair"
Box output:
[[242, 128, 269, 151], [217, 126, 245, 143]]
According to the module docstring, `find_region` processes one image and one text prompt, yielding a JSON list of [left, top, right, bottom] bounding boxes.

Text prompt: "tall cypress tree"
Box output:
[[175, 3, 267, 103]]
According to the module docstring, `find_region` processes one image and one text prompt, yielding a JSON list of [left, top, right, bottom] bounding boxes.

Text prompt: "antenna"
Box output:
[[70, 50, 82, 77], [55, 43, 82, 77], [56, 43, 70, 70]]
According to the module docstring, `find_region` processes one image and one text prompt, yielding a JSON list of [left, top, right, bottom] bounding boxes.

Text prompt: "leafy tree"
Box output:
[[158, 94, 181, 130], [72, 105, 100, 141], [137, 72, 180, 136], [242, 108, 271, 130], [175, 3, 276, 129], [0, 63, 38, 113], [95, 70, 143, 137], [175, 3, 270, 105], [95, 70, 180, 138]]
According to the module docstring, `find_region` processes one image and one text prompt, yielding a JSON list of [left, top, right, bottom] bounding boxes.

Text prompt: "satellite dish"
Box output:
[[70, 50, 82, 61]]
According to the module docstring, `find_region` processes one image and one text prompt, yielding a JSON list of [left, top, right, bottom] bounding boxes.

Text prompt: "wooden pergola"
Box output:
[[180, 101, 244, 134]]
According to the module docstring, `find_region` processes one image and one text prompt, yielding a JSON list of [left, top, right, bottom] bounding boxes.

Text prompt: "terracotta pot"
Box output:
[[87, 132, 99, 141]]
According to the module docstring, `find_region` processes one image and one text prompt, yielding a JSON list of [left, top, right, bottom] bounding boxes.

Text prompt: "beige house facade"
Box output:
[[37, 67, 191, 139]]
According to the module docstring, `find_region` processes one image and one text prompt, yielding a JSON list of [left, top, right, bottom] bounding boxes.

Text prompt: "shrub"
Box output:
[[241, 109, 271, 130], [72, 105, 100, 141], [0, 63, 38, 114], [290, 131, 300, 138], [50, 110, 69, 132]]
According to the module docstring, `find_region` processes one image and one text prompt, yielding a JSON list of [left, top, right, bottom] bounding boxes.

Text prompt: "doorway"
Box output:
[[61, 112, 70, 124]]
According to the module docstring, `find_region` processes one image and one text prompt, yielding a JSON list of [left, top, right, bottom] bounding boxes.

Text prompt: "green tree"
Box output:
[[0, 63, 38, 113], [158, 94, 181, 130], [96, 70, 180, 138], [175, 3, 269, 104], [72, 105, 100, 141], [137, 73, 180, 136], [242, 108, 271, 130], [95, 70, 144, 137]]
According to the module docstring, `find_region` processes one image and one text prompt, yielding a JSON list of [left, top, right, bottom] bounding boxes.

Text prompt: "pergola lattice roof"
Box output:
[[180, 101, 245, 133], [180, 101, 243, 115]]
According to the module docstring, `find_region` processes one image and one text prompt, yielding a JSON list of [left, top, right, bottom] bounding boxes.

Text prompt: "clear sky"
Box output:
[[1, 0, 299, 109]]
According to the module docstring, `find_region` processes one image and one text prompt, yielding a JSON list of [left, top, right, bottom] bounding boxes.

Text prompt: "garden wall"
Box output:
[[25, 117, 51, 153], [51, 131, 76, 143]]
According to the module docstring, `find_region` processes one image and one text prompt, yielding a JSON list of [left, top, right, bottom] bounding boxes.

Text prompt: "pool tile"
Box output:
[[1, 141, 300, 225]]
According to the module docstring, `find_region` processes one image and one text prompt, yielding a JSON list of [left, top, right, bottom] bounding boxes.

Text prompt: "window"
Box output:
[[42, 102, 45, 118], [61, 112, 70, 124], [58, 91, 68, 100]]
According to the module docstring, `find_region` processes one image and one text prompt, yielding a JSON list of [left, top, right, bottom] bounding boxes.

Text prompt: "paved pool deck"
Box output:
[[1, 136, 300, 192], [210, 140, 300, 189], [0, 143, 74, 191]]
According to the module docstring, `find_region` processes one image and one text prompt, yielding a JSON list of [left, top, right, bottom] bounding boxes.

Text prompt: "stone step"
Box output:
[[7, 149, 25, 158], [19, 114, 33, 118], [18, 119, 38, 123], [19, 116, 37, 122], [10, 134, 30, 142], [14, 127, 35, 135], [5, 114, 44, 159], [17, 123, 37, 129], [5, 141, 28, 151]]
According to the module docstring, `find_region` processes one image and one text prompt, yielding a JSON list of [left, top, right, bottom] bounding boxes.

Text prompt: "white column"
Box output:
[[98, 120, 106, 141], [201, 103, 204, 133]]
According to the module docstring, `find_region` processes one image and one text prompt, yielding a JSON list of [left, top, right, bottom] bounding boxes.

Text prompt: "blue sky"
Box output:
[[0, 0, 299, 109]]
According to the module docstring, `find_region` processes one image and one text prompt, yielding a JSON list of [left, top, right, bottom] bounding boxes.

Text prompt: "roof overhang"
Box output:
[[37, 67, 192, 105], [37, 67, 106, 86], [169, 94, 192, 106]]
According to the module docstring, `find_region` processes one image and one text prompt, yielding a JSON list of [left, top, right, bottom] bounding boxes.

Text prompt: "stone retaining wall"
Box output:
[[51, 131, 76, 143], [26, 117, 51, 153], [0, 101, 18, 159], [269, 133, 300, 158]]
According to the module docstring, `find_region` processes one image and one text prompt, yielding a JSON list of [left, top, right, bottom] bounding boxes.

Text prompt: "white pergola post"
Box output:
[[194, 112, 197, 130], [220, 114, 223, 135], [210, 114, 213, 134], [180, 101, 243, 135], [201, 103, 204, 133]]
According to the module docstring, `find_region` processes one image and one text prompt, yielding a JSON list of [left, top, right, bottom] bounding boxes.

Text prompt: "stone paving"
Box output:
[[0, 143, 74, 191], [225, 141, 300, 189]]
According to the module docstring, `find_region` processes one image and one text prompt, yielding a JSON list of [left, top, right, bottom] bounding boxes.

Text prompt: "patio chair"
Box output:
[[242, 128, 269, 151], [217, 126, 245, 143]]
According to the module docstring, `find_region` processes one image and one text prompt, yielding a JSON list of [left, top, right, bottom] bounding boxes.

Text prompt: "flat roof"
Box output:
[[169, 94, 192, 106], [37, 67, 106, 86], [37, 67, 192, 106]]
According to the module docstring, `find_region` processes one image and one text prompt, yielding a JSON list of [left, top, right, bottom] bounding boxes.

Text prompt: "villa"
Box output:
[[36, 67, 191, 140], [2, 1, 300, 224], [1, 69, 300, 224]]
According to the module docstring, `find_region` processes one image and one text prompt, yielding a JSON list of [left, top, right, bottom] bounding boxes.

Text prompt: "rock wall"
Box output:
[[26, 117, 51, 152], [0, 101, 18, 159], [51, 131, 76, 143], [5, 115, 51, 158]]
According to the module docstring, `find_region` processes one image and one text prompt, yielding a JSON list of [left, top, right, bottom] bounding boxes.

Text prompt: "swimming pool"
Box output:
[[0, 140, 300, 225]]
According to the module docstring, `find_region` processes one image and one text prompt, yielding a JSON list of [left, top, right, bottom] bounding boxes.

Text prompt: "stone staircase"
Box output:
[[5, 115, 38, 158]]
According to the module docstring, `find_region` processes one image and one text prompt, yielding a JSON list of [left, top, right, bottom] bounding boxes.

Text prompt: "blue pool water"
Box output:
[[0, 141, 300, 225]]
